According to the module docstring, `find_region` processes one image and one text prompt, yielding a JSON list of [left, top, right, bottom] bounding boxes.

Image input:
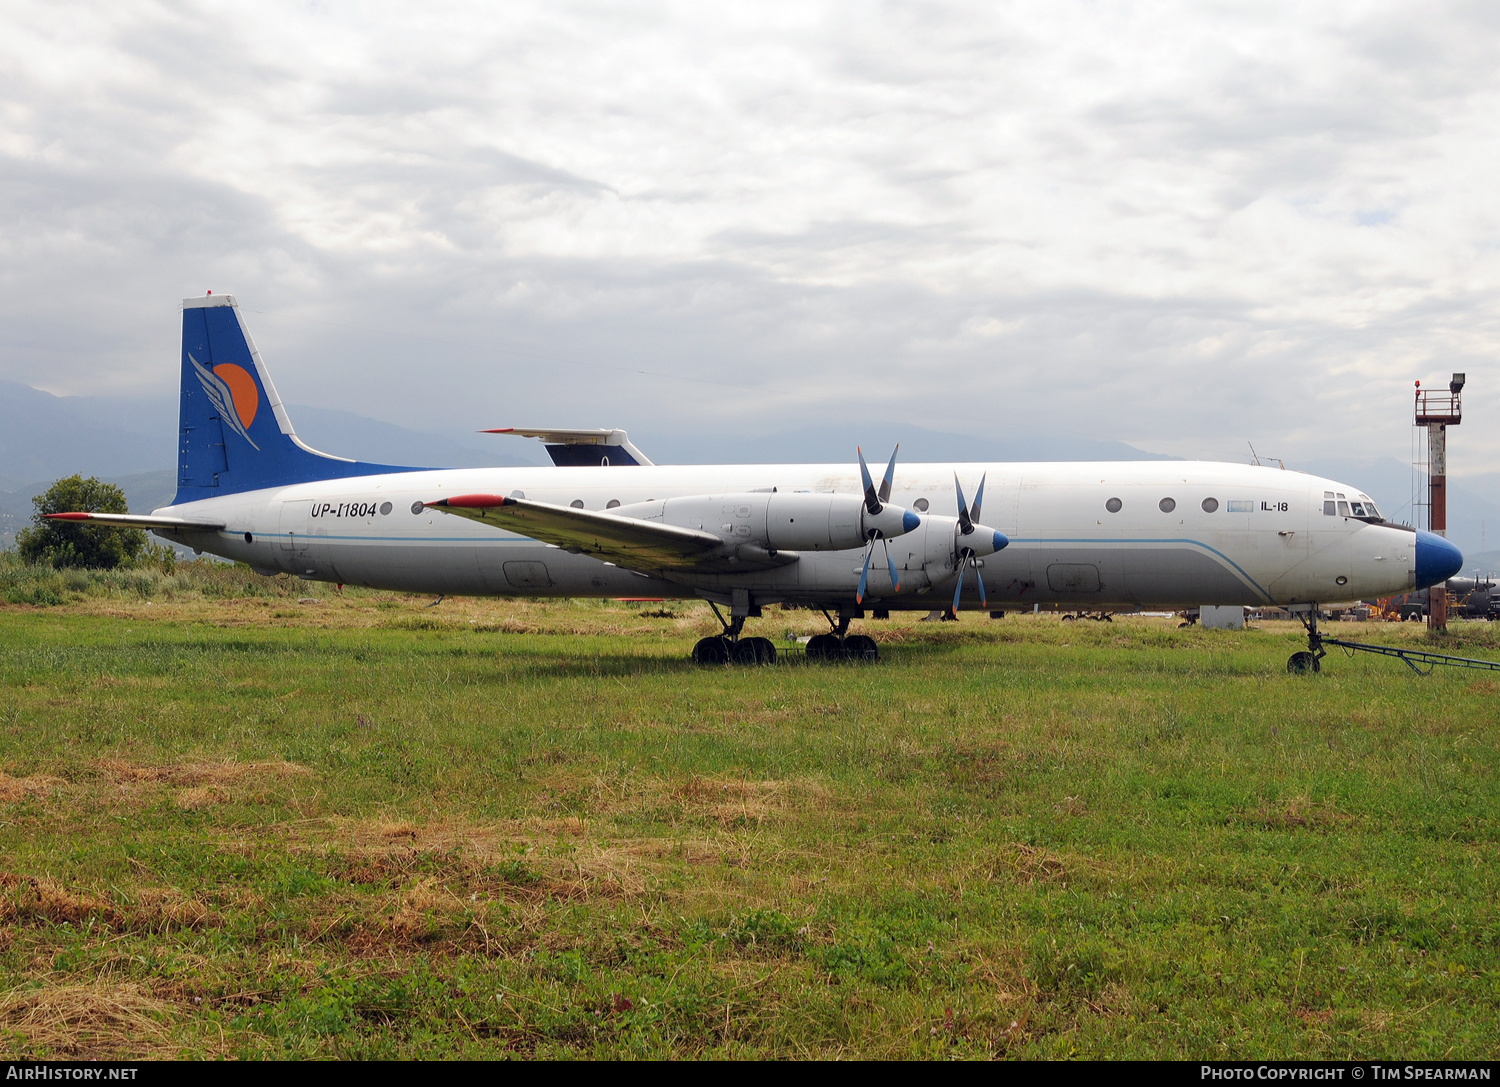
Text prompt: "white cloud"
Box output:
[[0, 0, 1498, 474]]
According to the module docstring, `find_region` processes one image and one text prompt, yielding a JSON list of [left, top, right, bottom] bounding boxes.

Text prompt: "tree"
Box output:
[[15, 475, 146, 569]]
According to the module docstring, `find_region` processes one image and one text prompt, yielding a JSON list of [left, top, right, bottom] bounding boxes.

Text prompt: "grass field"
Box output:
[[1, 567, 1498, 1059]]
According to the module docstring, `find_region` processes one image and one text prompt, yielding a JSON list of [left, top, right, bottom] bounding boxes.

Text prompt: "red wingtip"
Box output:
[[440, 494, 513, 509], [478, 428, 516, 434], [45, 512, 94, 521]]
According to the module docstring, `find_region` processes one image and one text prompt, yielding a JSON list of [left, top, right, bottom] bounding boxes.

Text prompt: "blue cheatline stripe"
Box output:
[[1007, 537, 1272, 602], [228, 532, 539, 545]]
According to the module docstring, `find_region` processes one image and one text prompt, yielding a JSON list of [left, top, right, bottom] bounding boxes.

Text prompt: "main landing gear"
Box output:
[[806, 610, 878, 663], [691, 603, 778, 666], [689, 605, 879, 665]]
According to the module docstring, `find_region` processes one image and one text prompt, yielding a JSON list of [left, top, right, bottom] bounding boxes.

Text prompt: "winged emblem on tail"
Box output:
[[190, 354, 259, 451]]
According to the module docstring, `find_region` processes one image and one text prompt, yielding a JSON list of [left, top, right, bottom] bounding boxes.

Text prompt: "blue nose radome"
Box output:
[[902, 509, 921, 533], [1414, 530, 1463, 589]]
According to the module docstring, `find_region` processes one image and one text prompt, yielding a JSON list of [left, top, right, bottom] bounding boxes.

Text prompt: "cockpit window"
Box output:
[[1327, 490, 1383, 521]]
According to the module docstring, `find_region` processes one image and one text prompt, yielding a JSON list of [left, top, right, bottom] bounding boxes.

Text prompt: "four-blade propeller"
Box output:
[[954, 473, 1002, 614], [856, 445, 905, 604]]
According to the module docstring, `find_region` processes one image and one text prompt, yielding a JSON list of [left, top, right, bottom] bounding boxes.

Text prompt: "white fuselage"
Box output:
[[157, 460, 1417, 609]]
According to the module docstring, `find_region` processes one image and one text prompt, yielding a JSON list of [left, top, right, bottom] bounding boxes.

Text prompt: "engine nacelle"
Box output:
[[921, 515, 1009, 569], [615, 492, 920, 552]]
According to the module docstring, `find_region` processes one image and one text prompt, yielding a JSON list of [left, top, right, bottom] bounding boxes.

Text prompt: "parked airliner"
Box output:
[[52, 294, 1462, 668]]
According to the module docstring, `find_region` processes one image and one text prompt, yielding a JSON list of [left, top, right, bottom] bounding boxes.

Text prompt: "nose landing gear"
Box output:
[[1288, 607, 1326, 674]]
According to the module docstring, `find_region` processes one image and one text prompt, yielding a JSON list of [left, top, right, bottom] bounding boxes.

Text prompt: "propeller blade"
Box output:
[[971, 472, 987, 525], [884, 537, 900, 593], [975, 562, 987, 610], [952, 554, 967, 613], [954, 474, 973, 534], [878, 444, 898, 504], [858, 447, 882, 516], [856, 544, 873, 604]]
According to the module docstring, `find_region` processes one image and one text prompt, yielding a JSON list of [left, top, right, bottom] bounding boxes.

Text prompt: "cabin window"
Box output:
[[606, 499, 621, 509], [570, 499, 585, 509], [1159, 497, 1176, 513], [1105, 497, 1122, 513], [1359, 495, 1382, 520], [1349, 500, 1368, 517], [1338, 501, 1350, 516], [1201, 497, 1219, 513], [913, 498, 929, 512]]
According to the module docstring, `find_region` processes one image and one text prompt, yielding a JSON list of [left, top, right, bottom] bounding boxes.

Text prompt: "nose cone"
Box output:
[[1414, 530, 1463, 589], [993, 530, 1009, 552], [902, 509, 921, 533]]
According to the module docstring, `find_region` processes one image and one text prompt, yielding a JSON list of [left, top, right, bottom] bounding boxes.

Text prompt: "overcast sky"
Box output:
[[2, 0, 1497, 474]]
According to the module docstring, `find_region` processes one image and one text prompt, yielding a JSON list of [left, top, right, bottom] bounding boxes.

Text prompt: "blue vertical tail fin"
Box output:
[[175, 295, 418, 503]]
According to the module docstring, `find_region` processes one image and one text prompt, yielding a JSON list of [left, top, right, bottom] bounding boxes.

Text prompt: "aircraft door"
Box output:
[[277, 500, 311, 574]]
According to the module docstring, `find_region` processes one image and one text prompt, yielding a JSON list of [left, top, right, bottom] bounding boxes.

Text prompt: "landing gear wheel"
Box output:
[[746, 636, 777, 664], [1287, 651, 1320, 674], [692, 636, 731, 665], [845, 634, 879, 661], [732, 639, 776, 665], [806, 633, 842, 662]]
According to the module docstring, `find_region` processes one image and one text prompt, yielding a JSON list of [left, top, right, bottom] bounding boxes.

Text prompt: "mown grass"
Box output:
[[1, 582, 1497, 1059]]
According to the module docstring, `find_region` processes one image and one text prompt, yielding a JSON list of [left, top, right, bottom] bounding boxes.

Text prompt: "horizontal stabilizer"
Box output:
[[45, 512, 225, 532], [480, 428, 653, 467]]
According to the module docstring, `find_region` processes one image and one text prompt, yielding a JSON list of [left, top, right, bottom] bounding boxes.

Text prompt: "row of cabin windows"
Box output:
[[552, 492, 1381, 521], [1324, 491, 1380, 519], [1104, 497, 1213, 513]]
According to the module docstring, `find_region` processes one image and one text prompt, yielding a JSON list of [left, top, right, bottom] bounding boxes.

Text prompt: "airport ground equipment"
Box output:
[[1288, 607, 1500, 675]]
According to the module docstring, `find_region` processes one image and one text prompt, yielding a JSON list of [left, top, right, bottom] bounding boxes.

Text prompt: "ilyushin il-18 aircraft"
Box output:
[[51, 294, 1463, 671]]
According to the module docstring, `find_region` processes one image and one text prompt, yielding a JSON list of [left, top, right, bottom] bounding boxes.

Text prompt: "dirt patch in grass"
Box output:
[[93, 758, 313, 787], [0, 873, 123, 927], [0, 772, 64, 802], [0, 874, 218, 933], [1239, 795, 1355, 832], [1000, 844, 1071, 885], [0, 980, 182, 1059]]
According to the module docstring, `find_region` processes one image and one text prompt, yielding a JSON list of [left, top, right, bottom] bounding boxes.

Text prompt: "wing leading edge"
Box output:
[[44, 512, 226, 532], [425, 494, 793, 574]]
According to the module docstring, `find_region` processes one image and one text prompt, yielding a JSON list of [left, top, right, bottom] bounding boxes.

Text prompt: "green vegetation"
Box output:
[[15, 476, 146, 569], [0, 550, 304, 607], [1, 589, 1497, 1059]]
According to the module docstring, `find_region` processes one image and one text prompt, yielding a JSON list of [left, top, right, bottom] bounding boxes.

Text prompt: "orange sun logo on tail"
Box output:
[[189, 354, 261, 449]]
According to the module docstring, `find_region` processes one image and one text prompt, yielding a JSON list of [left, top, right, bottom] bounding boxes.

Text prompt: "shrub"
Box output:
[[14, 476, 146, 569]]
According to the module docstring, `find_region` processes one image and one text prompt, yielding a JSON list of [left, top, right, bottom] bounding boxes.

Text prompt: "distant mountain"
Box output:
[[0, 382, 548, 493], [0, 380, 172, 484]]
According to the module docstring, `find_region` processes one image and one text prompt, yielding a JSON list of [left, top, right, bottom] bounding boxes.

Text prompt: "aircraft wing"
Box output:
[[426, 493, 729, 570], [45, 512, 226, 532]]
